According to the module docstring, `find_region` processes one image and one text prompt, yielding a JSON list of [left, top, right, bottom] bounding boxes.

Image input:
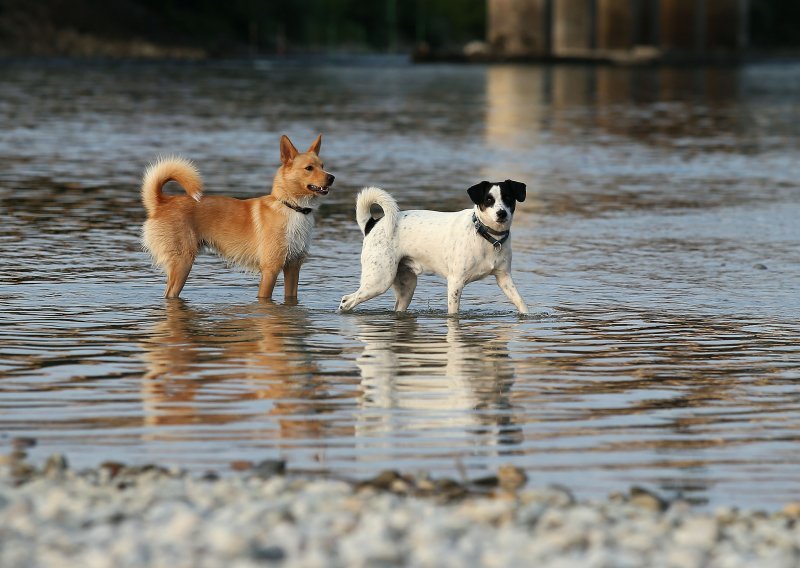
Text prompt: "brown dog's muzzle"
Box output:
[[308, 173, 334, 196]]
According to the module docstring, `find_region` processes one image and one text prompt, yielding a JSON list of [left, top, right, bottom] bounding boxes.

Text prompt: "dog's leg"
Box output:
[[392, 266, 417, 312], [339, 247, 399, 312], [495, 271, 529, 314], [339, 280, 394, 312], [447, 279, 465, 314], [339, 265, 397, 312], [258, 265, 282, 300], [283, 261, 301, 300], [164, 256, 194, 299]]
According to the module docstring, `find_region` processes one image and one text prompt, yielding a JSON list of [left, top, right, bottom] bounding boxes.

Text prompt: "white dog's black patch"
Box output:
[[467, 179, 526, 210], [364, 217, 379, 236], [467, 179, 526, 226]]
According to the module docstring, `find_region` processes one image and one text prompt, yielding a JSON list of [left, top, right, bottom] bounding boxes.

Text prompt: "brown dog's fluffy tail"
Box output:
[[141, 156, 203, 214]]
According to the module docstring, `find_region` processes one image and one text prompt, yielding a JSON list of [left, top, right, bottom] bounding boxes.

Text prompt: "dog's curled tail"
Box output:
[[355, 186, 399, 237], [141, 156, 203, 214]]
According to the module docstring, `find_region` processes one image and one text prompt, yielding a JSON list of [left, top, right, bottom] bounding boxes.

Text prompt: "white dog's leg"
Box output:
[[339, 282, 391, 312], [447, 279, 465, 314], [495, 271, 528, 314], [392, 266, 417, 312], [339, 261, 398, 312]]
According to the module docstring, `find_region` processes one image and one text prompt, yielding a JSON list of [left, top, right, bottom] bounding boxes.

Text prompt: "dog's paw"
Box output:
[[338, 295, 354, 313]]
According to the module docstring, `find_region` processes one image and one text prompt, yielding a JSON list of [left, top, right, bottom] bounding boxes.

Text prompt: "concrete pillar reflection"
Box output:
[[485, 66, 546, 149]]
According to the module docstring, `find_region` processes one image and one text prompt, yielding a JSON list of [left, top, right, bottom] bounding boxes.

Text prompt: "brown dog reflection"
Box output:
[[139, 301, 351, 442]]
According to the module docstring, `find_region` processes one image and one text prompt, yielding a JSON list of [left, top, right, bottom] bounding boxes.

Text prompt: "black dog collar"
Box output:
[[281, 200, 313, 215], [472, 213, 509, 251]]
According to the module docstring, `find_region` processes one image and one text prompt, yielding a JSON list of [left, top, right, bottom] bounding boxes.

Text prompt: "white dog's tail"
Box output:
[[355, 186, 399, 237]]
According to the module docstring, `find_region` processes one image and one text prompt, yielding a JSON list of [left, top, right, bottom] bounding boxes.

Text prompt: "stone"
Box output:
[[252, 460, 286, 479], [497, 465, 528, 493], [673, 517, 719, 549], [99, 461, 126, 479], [782, 502, 800, 518], [230, 460, 253, 472], [43, 454, 69, 477], [252, 544, 286, 562], [629, 486, 668, 512], [363, 470, 402, 491], [10, 437, 37, 450]]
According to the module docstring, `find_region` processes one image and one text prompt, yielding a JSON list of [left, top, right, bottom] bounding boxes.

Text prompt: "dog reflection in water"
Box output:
[[352, 317, 522, 447], [139, 301, 349, 441]]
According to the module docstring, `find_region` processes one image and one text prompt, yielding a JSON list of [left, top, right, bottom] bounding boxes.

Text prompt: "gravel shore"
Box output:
[[2, 453, 800, 568]]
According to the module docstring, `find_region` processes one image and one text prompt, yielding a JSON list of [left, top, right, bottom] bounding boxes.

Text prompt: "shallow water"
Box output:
[[1, 58, 799, 508]]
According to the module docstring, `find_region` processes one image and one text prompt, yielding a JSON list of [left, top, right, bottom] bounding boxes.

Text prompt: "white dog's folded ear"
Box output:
[[504, 179, 526, 202], [467, 181, 493, 204]]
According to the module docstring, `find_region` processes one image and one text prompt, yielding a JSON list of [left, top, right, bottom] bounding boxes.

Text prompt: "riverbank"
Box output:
[[2, 452, 799, 568]]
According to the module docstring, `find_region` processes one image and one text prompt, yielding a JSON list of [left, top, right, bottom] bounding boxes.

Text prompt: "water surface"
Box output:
[[1, 59, 799, 508]]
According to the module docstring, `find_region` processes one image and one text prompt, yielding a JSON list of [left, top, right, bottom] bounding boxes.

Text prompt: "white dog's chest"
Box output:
[[285, 212, 314, 261]]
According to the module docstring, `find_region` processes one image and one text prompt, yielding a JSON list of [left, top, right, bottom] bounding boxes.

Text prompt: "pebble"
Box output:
[[251, 459, 285, 479], [43, 454, 68, 477], [10, 437, 37, 451], [497, 465, 527, 493], [229, 460, 253, 472], [629, 485, 669, 512], [1, 456, 799, 568]]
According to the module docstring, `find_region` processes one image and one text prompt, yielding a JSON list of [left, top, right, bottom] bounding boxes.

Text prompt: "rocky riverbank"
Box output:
[[2, 450, 800, 567]]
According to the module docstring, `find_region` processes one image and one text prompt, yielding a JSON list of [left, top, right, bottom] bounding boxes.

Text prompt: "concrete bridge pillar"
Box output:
[[596, 0, 633, 50], [486, 0, 748, 59], [552, 0, 593, 56], [488, 0, 550, 56]]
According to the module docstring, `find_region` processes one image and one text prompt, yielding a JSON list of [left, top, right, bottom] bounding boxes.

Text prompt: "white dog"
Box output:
[[338, 180, 529, 314]]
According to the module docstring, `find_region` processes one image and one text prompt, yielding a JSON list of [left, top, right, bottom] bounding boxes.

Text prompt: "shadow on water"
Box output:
[[1, 59, 799, 508]]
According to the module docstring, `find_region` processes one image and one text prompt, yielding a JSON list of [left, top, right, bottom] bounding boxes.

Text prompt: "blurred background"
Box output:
[[0, 0, 798, 61]]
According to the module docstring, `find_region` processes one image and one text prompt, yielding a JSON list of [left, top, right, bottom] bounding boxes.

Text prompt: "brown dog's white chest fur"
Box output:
[[284, 210, 314, 262]]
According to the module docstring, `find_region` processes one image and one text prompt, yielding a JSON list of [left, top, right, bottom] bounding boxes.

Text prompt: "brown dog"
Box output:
[[141, 134, 334, 300]]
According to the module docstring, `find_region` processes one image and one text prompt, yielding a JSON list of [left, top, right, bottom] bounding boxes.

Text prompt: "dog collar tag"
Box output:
[[473, 213, 509, 252]]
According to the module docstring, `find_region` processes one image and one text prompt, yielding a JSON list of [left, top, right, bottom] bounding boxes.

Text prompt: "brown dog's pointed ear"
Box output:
[[467, 181, 493, 205], [308, 134, 322, 155], [504, 179, 526, 202], [280, 135, 299, 165]]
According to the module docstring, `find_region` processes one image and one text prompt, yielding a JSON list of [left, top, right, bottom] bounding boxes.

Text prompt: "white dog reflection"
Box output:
[[352, 317, 522, 451]]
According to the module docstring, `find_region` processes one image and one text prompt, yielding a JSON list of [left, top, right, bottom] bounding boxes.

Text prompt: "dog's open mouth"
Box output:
[[307, 185, 330, 195]]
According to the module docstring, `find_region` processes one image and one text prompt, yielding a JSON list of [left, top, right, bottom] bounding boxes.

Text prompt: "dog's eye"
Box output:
[[305, 165, 314, 171], [486, 197, 494, 206]]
